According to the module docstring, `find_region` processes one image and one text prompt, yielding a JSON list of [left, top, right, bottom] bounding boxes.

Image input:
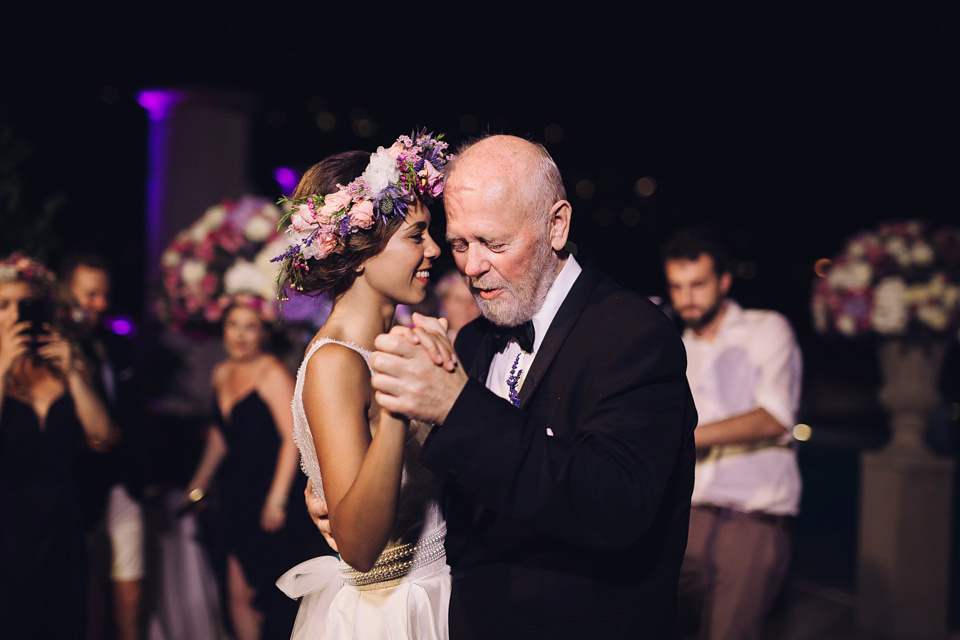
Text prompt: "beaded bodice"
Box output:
[[292, 338, 445, 553]]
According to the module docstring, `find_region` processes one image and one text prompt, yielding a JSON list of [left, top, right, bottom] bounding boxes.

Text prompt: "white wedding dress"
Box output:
[[276, 339, 450, 639]]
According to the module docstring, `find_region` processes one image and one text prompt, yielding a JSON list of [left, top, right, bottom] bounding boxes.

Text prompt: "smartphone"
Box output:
[[17, 297, 53, 349]]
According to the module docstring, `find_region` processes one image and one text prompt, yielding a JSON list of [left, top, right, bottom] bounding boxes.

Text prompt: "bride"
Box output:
[[275, 132, 454, 639]]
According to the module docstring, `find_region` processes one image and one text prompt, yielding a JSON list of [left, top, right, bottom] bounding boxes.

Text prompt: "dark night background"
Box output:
[[2, 5, 959, 624]]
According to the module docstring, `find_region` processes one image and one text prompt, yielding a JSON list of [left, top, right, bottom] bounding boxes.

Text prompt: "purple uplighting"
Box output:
[[107, 315, 136, 336], [136, 89, 184, 121], [274, 167, 298, 196]]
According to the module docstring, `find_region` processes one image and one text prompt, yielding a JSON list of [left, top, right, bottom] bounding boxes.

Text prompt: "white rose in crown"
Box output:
[[362, 147, 400, 196]]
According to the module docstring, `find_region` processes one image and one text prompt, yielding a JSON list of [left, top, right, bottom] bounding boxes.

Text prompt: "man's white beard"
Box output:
[[472, 236, 557, 327]]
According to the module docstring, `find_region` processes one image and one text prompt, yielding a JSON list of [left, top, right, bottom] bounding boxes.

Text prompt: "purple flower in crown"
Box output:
[[272, 130, 453, 297]]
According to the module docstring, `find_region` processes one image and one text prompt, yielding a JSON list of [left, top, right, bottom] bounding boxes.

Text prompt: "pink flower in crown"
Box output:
[[290, 204, 319, 232], [350, 200, 375, 229], [387, 136, 414, 159], [316, 189, 353, 224], [421, 160, 444, 197], [301, 228, 339, 260]]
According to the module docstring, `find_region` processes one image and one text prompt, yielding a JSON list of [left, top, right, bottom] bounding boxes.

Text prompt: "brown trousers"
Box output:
[[678, 506, 791, 640]]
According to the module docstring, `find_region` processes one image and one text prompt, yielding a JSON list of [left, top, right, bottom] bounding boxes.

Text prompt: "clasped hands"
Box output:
[[307, 312, 468, 545]]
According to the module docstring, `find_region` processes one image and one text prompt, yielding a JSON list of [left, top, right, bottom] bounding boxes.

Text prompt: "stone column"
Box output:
[[137, 88, 257, 414], [857, 340, 954, 639]]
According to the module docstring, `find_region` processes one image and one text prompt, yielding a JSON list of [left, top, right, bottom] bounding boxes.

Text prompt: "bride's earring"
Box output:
[[355, 265, 364, 274]]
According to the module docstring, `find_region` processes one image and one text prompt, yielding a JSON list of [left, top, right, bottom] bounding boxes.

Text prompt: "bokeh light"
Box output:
[[814, 258, 832, 278], [737, 260, 758, 279], [315, 112, 336, 131], [793, 423, 813, 441], [274, 167, 297, 195], [575, 179, 595, 199], [100, 85, 119, 104], [635, 176, 657, 197], [620, 207, 641, 227], [544, 123, 564, 144]]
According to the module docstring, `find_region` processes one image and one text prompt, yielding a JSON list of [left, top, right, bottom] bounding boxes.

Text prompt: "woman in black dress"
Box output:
[[0, 253, 112, 639], [186, 300, 311, 640]]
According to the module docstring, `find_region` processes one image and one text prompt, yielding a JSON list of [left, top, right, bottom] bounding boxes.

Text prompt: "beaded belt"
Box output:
[[340, 525, 446, 587]]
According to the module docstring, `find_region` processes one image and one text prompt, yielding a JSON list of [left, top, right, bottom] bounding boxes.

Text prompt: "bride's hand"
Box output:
[[406, 313, 457, 372]]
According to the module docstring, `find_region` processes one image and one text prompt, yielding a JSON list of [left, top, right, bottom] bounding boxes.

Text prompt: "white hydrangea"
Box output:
[[361, 147, 399, 196], [911, 241, 934, 265], [181, 259, 207, 286], [161, 250, 181, 268], [871, 277, 908, 334], [837, 315, 857, 336], [918, 305, 948, 331], [828, 261, 872, 290], [223, 260, 266, 297], [847, 239, 867, 258], [886, 236, 911, 266], [200, 205, 227, 230], [244, 214, 274, 243]]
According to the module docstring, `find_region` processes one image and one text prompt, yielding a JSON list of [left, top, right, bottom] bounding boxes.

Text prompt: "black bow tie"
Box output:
[[490, 320, 535, 354]]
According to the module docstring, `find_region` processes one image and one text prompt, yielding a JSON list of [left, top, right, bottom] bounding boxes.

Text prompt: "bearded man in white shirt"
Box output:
[[663, 227, 802, 640]]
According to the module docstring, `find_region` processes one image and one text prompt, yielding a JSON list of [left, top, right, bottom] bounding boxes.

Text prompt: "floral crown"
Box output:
[[271, 130, 452, 294], [0, 252, 57, 289]]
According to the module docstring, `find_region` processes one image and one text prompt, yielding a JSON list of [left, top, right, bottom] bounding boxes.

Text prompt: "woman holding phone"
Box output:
[[0, 252, 112, 639]]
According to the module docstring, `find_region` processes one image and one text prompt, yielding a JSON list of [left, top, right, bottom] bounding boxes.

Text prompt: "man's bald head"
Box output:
[[445, 135, 566, 227]]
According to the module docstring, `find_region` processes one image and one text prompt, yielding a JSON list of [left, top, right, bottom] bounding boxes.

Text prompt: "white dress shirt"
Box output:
[[485, 257, 582, 417], [683, 300, 803, 515]]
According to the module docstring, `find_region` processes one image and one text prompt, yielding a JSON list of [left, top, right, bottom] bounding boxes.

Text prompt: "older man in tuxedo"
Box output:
[[368, 135, 697, 639]]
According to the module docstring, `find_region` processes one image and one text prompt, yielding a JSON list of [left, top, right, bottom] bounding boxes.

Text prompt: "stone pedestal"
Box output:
[[856, 339, 954, 639], [857, 452, 954, 638]]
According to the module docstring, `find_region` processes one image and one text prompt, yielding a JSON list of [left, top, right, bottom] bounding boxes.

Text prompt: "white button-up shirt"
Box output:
[[485, 257, 582, 416], [683, 300, 803, 515]]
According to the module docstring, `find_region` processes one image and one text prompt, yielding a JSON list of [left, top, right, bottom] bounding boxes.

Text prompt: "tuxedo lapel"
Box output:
[[467, 322, 497, 383], [517, 264, 603, 407]]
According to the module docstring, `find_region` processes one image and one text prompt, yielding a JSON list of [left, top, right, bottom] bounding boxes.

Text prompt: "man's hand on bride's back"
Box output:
[[305, 480, 338, 552], [370, 314, 468, 424]]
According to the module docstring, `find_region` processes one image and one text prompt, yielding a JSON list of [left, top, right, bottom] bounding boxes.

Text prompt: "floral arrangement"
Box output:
[[156, 196, 286, 332], [0, 252, 57, 288], [272, 131, 452, 295], [812, 220, 960, 340]]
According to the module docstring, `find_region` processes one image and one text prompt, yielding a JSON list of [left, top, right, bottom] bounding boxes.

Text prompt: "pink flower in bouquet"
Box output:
[[350, 200, 375, 229], [200, 273, 218, 296], [203, 300, 222, 323]]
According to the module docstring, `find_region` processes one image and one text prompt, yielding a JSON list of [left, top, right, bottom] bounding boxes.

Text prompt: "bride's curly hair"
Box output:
[[285, 151, 407, 299]]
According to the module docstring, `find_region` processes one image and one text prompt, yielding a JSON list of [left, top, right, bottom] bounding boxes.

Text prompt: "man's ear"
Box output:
[[720, 271, 733, 295], [547, 200, 572, 252]]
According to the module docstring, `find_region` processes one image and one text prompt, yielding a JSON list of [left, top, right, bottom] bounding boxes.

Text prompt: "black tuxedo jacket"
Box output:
[[421, 262, 697, 639]]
